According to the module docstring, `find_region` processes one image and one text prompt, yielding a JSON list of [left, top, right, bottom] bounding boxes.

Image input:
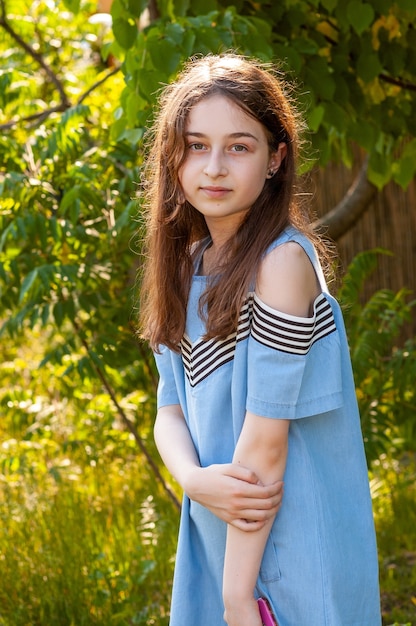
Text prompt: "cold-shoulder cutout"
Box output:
[[251, 291, 336, 355], [256, 240, 321, 318]]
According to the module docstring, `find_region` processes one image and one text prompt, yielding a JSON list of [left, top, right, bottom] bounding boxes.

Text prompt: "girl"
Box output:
[[140, 54, 381, 626]]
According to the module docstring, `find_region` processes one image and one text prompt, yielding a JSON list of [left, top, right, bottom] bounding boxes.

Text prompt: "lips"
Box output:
[[200, 186, 231, 198]]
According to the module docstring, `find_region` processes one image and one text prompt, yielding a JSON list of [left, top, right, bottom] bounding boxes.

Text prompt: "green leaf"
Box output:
[[333, 74, 350, 103], [19, 268, 38, 304], [273, 43, 302, 74], [368, 150, 393, 189], [357, 52, 382, 83], [62, 0, 80, 12], [118, 127, 144, 146], [127, 0, 148, 18], [307, 105, 325, 132], [320, 0, 338, 10], [396, 0, 416, 9], [110, 0, 126, 20], [292, 36, 319, 56], [239, 16, 272, 57], [147, 37, 181, 74], [35, 214, 48, 249], [392, 139, 416, 189], [190, 0, 216, 14], [173, 0, 191, 16], [60, 186, 81, 215], [112, 17, 138, 50], [53, 301, 64, 327], [165, 21, 185, 45], [305, 58, 336, 101], [137, 68, 164, 102], [392, 156, 416, 190], [182, 28, 196, 57], [0, 222, 16, 252], [41, 303, 50, 326], [347, 1, 375, 36], [349, 120, 377, 152], [157, 0, 190, 18], [322, 101, 347, 131]]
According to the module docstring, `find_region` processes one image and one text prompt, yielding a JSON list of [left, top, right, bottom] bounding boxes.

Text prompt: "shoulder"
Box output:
[[256, 241, 320, 317]]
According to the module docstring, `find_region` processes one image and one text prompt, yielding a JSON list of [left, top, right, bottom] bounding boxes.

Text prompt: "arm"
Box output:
[[154, 404, 283, 530], [223, 242, 321, 625], [223, 413, 289, 626]]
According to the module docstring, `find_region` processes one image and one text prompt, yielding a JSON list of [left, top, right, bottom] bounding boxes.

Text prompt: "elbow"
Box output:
[[262, 442, 288, 479], [236, 439, 288, 484]]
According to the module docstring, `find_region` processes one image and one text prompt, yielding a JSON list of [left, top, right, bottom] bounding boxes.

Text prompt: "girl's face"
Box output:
[[178, 94, 286, 241]]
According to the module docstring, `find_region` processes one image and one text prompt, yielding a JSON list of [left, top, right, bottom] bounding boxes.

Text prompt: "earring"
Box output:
[[266, 169, 276, 179]]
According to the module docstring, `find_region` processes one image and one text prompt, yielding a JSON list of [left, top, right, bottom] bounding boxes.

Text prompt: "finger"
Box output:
[[230, 518, 266, 532], [261, 480, 284, 496], [231, 486, 284, 509], [230, 505, 279, 522], [235, 480, 284, 501], [223, 463, 262, 485]]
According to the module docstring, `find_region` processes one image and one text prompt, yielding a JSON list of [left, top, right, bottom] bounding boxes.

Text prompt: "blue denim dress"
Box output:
[[154, 226, 381, 626]]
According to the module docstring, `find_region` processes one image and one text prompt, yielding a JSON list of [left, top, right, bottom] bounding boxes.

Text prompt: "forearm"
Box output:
[[153, 404, 201, 490], [223, 514, 275, 608], [223, 412, 289, 607]]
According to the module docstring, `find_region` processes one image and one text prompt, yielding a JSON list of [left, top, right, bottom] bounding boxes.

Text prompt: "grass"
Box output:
[[371, 454, 416, 626], [0, 327, 178, 626], [0, 437, 178, 625]]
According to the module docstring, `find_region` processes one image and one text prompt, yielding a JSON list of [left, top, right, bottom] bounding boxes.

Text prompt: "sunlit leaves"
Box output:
[[0, 1, 143, 378], [110, 0, 142, 49], [79, 0, 416, 190]]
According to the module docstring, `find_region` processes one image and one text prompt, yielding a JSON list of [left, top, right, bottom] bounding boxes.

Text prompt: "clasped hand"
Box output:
[[185, 463, 283, 531]]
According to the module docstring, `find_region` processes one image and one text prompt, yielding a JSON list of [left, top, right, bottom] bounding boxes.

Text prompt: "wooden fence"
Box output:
[[310, 162, 416, 339]]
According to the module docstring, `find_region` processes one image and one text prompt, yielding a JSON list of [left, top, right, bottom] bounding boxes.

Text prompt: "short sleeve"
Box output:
[[154, 345, 181, 408], [246, 292, 344, 419]]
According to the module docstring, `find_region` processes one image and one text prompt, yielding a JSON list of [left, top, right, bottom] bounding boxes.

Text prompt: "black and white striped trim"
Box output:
[[180, 292, 337, 386], [181, 296, 252, 387], [251, 292, 336, 355]]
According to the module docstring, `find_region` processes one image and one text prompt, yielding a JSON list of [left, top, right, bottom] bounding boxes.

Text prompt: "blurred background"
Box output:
[[0, 1, 415, 624]]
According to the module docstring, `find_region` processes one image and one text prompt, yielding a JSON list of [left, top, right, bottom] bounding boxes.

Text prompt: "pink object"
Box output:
[[257, 597, 279, 626]]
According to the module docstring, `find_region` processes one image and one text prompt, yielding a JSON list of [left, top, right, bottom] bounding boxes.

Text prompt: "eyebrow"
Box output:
[[184, 131, 259, 142]]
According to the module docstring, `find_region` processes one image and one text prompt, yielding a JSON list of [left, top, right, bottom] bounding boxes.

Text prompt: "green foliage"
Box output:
[[0, 329, 176, 625], [0, 0, 149, 397], [107, 0, 416, 188], [338, 249, 416, 462]]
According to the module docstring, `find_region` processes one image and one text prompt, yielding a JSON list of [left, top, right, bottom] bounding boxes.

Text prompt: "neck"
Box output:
[[201, 240, 227, 276]]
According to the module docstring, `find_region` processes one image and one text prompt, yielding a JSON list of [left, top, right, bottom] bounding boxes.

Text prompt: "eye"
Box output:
[[188, 142, 206, 151], [230, 144, 248, 152]]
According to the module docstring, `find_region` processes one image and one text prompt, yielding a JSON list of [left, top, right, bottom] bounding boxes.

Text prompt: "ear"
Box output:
[[268, 142, 287, 172]]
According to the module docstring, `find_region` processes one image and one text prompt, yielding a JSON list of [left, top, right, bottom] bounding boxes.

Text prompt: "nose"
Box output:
[[203, 149, 227, 178]]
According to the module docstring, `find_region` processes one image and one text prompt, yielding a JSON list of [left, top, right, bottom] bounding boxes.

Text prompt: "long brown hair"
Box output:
[[140, 53, 321, 352]]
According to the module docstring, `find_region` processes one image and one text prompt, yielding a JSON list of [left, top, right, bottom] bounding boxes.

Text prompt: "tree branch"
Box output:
[[379, 73, 416, 92], [0, 66, 121, 131], [72, 319, 181, 512], [77, 65, 121, 104], [0, 105, 68, 131], [312, 156, 377, 240], [0, 1, 70, 108]]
